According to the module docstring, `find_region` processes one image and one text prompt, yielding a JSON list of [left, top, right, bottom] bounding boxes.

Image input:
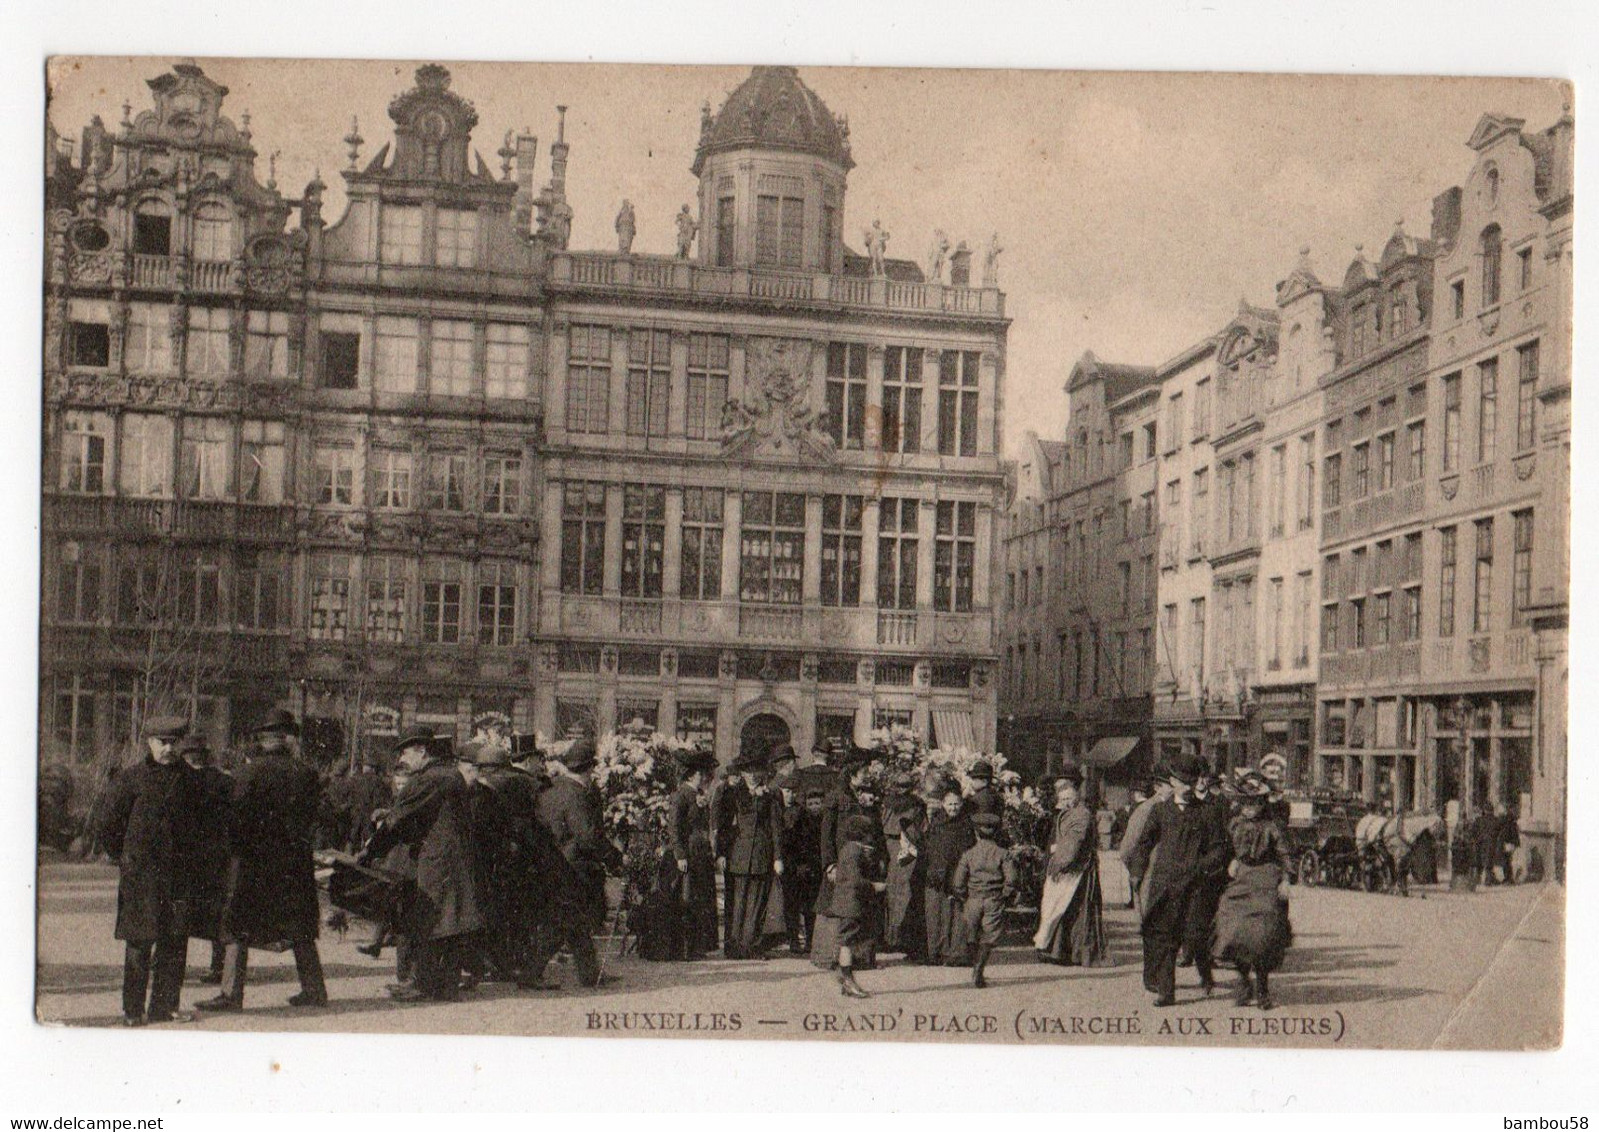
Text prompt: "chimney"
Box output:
[[513, 131, 538, 235], [549, 106, 569, 198]]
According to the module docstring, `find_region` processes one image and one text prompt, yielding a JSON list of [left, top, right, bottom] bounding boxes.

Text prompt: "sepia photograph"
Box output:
[[23, 24, 1584, 1103]]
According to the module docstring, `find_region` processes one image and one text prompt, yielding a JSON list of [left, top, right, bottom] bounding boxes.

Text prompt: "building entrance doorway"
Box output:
[[740, 712, 791, 763]]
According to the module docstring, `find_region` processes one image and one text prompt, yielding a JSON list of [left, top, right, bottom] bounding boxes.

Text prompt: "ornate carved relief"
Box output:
[[720, 336, 834, 461]]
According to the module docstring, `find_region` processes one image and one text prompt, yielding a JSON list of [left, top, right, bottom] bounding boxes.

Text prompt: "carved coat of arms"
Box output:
[[720, 337, 834, 461]]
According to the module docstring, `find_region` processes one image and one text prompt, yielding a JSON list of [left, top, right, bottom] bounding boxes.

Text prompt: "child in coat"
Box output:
[[952, 812, 1018, 988], [828, 814, 887, 998]]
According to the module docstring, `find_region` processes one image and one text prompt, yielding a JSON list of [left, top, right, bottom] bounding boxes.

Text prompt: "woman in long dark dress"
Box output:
[[881, 772, 927, 959], [922, 777, 974, 965], [810, 762, 883, 970], [639, 749, 718, 961], [1212, 771, 1293, 1010], [1034, 771, 1111, 966]]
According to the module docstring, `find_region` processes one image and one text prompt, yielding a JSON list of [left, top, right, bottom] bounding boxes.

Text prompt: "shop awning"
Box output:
[[1082, 735, 1140, 768], [931, 710, 977, 752]]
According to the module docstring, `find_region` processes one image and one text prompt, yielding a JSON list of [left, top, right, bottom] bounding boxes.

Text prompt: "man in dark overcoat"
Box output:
[[364, 727, 484, 1001], [1124, 754, 1234, 1007], [178, 734, 232, 985], [715, 750, 786, 959], [97, 714, 204, 1026], [467, 740, 535, 982], [196, 709, 327, 1012], [504, 736, 590, 987], [531, 737, 618, 987], [781, 788, 826, 955]]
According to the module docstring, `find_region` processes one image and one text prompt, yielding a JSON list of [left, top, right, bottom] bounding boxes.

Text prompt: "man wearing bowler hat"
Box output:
[[531, 736, 619, 987], [97, 714, 204, 1025], [715, 747, 786, 958], [1123, 752, 1233, 1006], [197, 708, 328, 1013]]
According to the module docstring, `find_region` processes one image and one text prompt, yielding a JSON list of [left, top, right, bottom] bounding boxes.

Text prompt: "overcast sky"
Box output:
[[47, 58, 1568, 454]]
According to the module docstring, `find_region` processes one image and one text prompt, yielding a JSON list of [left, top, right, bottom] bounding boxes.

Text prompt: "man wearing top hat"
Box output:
[[360, 725, 484, 1000], [97, 714, 205, 1025], [531, 736, 618, 987], [1123, 752, 1234, 1006], [197, 709, 327, 1013], [178, 733, 232, 986], [715, 747, 786, 959]]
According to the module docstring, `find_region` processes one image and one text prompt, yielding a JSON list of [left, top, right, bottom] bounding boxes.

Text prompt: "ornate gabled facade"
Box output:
[[535, 65, 1009, 762]]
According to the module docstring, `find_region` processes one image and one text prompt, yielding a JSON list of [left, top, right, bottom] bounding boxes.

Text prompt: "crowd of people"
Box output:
[[95, 707, 1306, 1026]]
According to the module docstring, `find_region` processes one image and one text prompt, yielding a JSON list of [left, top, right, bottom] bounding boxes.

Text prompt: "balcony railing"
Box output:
[[739, 605, 803, 641], [130, 255, 173, 288], [549, 251, 1005, 318], [877, 610, 918, 646], [190, 259, 234, 293]]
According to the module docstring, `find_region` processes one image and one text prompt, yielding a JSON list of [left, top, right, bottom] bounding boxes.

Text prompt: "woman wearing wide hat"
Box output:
[[1033, 768, 1112, 967], [639, 747, 719, 961], [1212, 769, 1293, 1010]]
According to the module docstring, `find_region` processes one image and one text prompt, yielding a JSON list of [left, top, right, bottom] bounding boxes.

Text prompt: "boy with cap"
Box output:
[[952, 812, 1017, 988], [98, 715, 203, 1025], [827, 813, 887, 997]]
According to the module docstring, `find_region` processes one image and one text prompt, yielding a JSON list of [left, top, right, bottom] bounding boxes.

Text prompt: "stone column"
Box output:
[[540, 479, 563, 593], [973, 503, 993, 611], [865, 344, 885, 451], [658, 651, 679, 739], [662, 487, 684, 598], [608, 325, 630, 438], [921, 350, 943, 453], [916, 500, 937, 610], [861, 496, 881, 609], [668, 332, 689, 440], [802, 493, 823, 604], [603, 483, 623, 597], [546, 320, 569, 438], [979, 350, 1000, 456], [720, 490, 742, 601], [716, 651, 739, 766]]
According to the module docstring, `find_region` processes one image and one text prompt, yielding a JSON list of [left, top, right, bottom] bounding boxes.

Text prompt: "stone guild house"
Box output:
[[41, 61, 1009, 768]]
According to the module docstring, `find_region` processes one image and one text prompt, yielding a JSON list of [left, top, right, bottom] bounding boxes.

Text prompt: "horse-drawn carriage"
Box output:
[[1283, 790, 1364, 887], [1284, 790, 1443, 893]]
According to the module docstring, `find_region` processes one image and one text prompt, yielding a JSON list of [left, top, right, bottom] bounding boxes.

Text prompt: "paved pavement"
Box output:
[[34, 856, 1563, 1049]]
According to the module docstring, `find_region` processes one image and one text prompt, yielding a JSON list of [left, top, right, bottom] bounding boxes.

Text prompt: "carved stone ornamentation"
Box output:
[[1439, 474, 1460, 501], [858, 659, 875, 685], [719, 652, 739, 680], [800, 654, 819, 683], [720, 336, 833, 461], [536, 643, 559, 676], [600, 645, 618, 674], [660, 649, 678, 678], [1514, 453, 1537, 480], [1468, 637, 1491, 673]]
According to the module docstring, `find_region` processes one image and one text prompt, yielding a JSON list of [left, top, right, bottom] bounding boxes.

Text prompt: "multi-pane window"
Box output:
[[1407, 420, 1426, 481], [119, 413, 172, 498], [1267, 576, 1284, 666], [116, 551, 163, 626], [320, 329, 360, 390], [191, 203, 232, 262], [1298, 434, 1316, 529], [1194, 379, 1211, 439], [1351, 442, 1369, 499], [739, 491, 805, 605], [1191, 467, 1209, 555], [425, 452, 467, 512], [309, 554, 352, 640], [1374, 592, 1391, 645], [125, 303, 173, 374], [68, 300, 111, 368], [430, 319, 475, 396], [59, 411, 109, 493], [1321, 602, 1339, 653], [755, 194, 803, 268], [1402, 585, 1422, 641], [820, 494, 863, 607], [680, 487, 724, 600], [244, 310, 289, 379], [1402, 532, 1423, 580], [877, 497, 919, 610], [1351, 598, 1367, 649], [239, 419, 285, 505], [1477, 358, 1498, 463], [1296, 571, 1313, 663], [1119, 499, 1132, 541], [1439, 526, 1458, 639], [1480, 225, 1502, 307], [1323, 453, 1341, 508], [380, 206, 423, 265], [374, 317, 419, 393], [56, 543, 102, 623], [1189, 598, 1207, 677], [1442, 374, 1461, 471], [365, 556, 408, 643], [561, 482, 607, 595], [937, 350, 980, 457], [686, 334, 730, 441], [1377, 432, 1395, 492], [187, 307, 230, 377], [477, 561, 518, 646], [235, 550, 282, 630], [1518, 246, 1533, 291], [1141, 490, 1156, 536], [312, 443, 355, 506], [1512, 509, 1534, 626], [825, 342, 868, 450], [1269, 444, 1287, 536], [484, 323, 529, 399], [1473, 518, 1494, 633], [483, 452, 522, 515], [435, 208, 478, 268], [620, 485, 666, 598], [1517, 341, 1540, 452], [1117, 561, 1131, 618], [181, 417, 230, 500], [626, 330, 671, 439], [369, 448, 413, 510], [1167, 393, 1184, 450], [932, 500, 976, 613], [881, 346, 924, 454], [566, 325, 611, 434], [52, 678, 96, 763], [422, 560, 464, 644]]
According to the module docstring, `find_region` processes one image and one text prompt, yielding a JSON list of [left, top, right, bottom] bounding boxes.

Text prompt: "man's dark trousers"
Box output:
[[123, 935, 188, 1019]]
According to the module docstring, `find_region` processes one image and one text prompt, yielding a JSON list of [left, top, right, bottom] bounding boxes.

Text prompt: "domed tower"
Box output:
[[691, 66, 853, 273]]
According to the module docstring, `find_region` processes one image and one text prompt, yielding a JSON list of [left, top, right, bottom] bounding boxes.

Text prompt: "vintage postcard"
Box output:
[[36, 56, 1570, 1052]]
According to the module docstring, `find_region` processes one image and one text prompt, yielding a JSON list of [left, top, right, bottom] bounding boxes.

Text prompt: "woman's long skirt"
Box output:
[[923, 887, 971, 965], [1212, 862, 1292, 974], [638, 852, 718, 962], [883, 854, 925, 957], [1033, 854, 1112, 966]]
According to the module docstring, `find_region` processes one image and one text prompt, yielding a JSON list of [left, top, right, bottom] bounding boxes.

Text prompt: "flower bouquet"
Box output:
[[593, 725, 695, 914]]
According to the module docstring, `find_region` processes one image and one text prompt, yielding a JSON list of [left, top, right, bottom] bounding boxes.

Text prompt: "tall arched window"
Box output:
[[191, 203, 233, 262], [1480, 224, 1503, 307], [132, 201, 171, 257]]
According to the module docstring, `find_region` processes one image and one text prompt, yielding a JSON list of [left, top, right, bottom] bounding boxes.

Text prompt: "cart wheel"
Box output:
[[1299, 851, 1320, 887]]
